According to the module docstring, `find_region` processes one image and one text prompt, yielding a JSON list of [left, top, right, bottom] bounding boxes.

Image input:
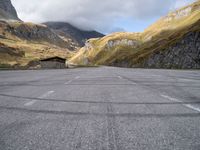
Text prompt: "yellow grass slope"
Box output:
[[0, 21, 73, 68], [70, 0, 200, 66]]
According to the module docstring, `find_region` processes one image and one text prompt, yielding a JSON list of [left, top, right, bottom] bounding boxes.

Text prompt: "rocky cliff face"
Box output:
[[1, 21, 75, 50], [106, 39, 140, 49], [44, 22, 104, 47], [0, 0, 20, 20], [139, 31, 200, 69], [0, 42, 24, 57]]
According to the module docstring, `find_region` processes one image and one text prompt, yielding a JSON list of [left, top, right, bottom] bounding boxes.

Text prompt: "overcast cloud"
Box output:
[[12, 0, 196, 33]]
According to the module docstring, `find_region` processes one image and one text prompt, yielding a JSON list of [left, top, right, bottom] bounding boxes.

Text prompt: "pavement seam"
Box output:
[[1, 93, 200, 105]]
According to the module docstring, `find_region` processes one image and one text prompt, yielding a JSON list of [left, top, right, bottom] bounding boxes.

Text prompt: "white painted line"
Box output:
[[161, 94, 200, 113], [161, 95, 181, 102], [65, 76, 80, 85], [131, 82, 137, 85], [75, 76, 80, 79], [65, 80, 73, 85], [24, 100, 37, 106], [38, 91, 54, 98], [117, 76, 123, 79], [184, 104, 200, 112], [24, 91, 54, 106]]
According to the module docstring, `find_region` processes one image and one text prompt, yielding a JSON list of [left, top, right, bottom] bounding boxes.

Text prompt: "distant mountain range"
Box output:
[[0, 0, 104, 68], [44, 22, 104, 47], [0, 0, 200, 69], [70, 1, 200, 69]]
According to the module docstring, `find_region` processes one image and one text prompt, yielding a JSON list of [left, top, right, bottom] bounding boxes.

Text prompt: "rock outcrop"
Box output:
[[2, 21, 75, 50], [0, 0, 20, 20], [0, 42, 24, 57], [106, 39, 139, 49], [139, 31, 200, 69]]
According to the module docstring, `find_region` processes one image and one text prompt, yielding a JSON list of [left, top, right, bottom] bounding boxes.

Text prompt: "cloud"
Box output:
[[173, 0, 196, 9], [11, 0, 195, 33]]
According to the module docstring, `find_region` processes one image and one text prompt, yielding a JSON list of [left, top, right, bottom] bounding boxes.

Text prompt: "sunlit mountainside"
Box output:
[[70, 1, 200, 69]]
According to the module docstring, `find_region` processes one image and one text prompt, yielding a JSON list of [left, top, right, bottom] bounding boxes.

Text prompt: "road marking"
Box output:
[[185, 104, 200, 112], [117, 76, 123, 79], [161, 95, 180, 102], [39, 91, 55, 98], [65, 80, 73, 85], [75, 76, 80, 79], [130, 82, 137, 85], [24, 100, 37, 106], [65, 76, 80, 85], [161, 94, 200, 113], [24, 91, 54, 106]]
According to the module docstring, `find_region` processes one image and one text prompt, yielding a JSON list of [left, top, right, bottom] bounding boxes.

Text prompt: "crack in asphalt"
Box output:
[[0, 106, 200, 117], [0, 93, 200, 105]]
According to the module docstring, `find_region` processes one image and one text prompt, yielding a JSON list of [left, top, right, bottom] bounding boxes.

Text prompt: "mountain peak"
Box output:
[[0, 0, 20, 21], [44, 21, 104, 47]]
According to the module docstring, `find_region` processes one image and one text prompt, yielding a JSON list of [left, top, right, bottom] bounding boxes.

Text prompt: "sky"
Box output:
[[12, 0, 196, 34]]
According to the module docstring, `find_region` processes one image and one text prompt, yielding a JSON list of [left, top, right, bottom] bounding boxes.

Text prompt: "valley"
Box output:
[[1, 0, 200, 69]]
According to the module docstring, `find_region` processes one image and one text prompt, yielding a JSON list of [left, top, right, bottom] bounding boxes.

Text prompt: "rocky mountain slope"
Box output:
[[141, 31, 200, 69], [0, 0, 74, 68], [44, 22, 104, 47], [0, 0, 20, 20], [0, 20, 72, 68], [70, 0, 200, 69], [4, 21, 77, 50], [0, 0, 104, 68]]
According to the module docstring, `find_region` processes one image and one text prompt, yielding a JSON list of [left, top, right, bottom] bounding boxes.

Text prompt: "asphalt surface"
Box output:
[[0, 67, 200, 150]]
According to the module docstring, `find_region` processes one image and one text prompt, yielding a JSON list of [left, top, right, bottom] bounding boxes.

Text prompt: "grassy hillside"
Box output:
[[0, 21, 73, 68], [70, 0, 200, 67]]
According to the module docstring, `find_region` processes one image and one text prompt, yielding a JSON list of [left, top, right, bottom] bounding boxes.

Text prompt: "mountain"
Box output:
[[4, 21, 77, 50], [0, 4, 74, 68], [70, 1, 200, 69], [0, 20, 73, 68], [0, 1, 82, 68], [1, 0, 200, 69], [43, 22, 104, 47], [0, 0, 105, 69], [0, 0, 20, 20]]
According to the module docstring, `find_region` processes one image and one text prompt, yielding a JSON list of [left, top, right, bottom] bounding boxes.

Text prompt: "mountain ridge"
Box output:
[[1, 0, 200, 69], [0, 0, 104, 68], [44, 21, 104, 47], [70, 0, 200, 69], [0, 0, 20, 21], [0, 20, 72, 67]]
